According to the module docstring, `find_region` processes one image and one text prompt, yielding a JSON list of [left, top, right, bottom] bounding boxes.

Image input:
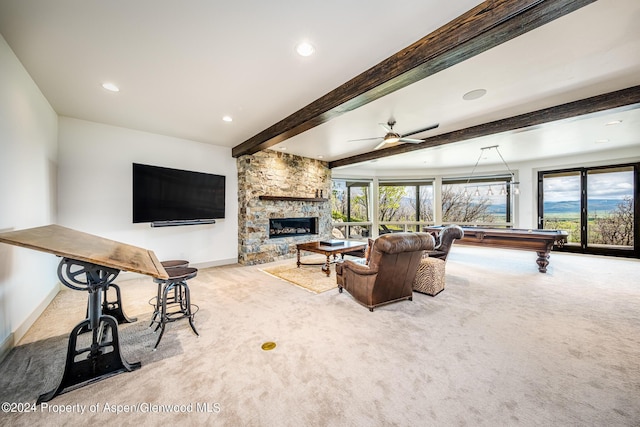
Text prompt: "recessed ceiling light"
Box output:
[[317, 155, 324, 159], [595, 139, 610, 143], [462, 89, 487, 101], [279, 147, 287, 151], [102, 82, 119, 92], [222, 115, 233, 122], [605, 120, 622, 126], [295, 41, 315, 57]]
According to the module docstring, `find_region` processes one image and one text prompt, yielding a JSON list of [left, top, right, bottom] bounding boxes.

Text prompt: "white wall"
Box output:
[[57, 117, 238, 269], [0, 36, 238, 361], [0, 35, 59, 356]]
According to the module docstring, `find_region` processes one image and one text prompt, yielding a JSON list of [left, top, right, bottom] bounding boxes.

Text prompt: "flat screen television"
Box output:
[[133, 163, 225, 225]]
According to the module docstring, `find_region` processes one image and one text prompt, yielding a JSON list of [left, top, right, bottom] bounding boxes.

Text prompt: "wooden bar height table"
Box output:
[[0, 224, 168, 403]]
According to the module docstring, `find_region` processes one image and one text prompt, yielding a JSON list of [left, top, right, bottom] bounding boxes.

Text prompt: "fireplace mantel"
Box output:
[[259, 195, 328, 202]]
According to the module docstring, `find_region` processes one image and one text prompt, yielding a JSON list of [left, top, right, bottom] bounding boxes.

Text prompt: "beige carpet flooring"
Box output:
[[1, 246, 639, 426], [261, 254, 354, 293]]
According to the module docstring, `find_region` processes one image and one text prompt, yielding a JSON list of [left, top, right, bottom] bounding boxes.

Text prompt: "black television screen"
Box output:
[[133, 163, 225, 223]]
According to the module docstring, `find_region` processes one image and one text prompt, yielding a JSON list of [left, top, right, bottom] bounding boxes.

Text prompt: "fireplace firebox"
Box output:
[[269, 217, 318, 238]]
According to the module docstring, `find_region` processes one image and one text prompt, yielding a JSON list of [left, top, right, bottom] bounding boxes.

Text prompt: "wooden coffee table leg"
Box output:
[[322, 254, 331, 276], [297, 249, 301, 268]]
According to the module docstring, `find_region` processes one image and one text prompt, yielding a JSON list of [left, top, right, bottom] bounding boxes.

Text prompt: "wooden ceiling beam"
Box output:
[[329, 85, 640, 168], [232, 0, 597, 158]]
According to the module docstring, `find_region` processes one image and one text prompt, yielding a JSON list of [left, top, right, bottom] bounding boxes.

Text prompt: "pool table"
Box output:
[[425, 226, 569, 273]]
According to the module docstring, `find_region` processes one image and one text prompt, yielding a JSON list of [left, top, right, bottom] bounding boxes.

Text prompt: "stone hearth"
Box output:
[[237, 150, 331, 265]]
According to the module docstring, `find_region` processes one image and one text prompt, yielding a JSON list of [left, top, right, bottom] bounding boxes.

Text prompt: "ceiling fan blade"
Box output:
[[399, 137, 425, 144], [373, 140, 388, 150], [378, 123, 392, 132], [401, 123, 439, 137], [348, 137, 383, 142]]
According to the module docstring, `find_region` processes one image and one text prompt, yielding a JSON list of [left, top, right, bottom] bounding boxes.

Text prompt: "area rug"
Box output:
[[260, 256, 339, 294]]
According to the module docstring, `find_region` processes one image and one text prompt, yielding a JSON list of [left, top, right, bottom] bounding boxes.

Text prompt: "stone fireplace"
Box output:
[[237, 150, 331, 265], [269, 217, 318, 238]]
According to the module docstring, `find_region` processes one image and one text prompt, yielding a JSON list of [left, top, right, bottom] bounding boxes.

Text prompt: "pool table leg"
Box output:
[[536, 251, 550, 273]]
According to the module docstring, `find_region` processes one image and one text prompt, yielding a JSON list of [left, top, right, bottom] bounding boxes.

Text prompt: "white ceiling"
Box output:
[[1, 0, 639, 174]]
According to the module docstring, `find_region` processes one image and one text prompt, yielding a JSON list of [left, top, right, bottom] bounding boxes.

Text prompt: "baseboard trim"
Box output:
[[14, 283, 61, 345], [0, 282, 60, 363], [117, 257, 237, 281], [0, 332, 14, 364], [191, 258, 238, 269]]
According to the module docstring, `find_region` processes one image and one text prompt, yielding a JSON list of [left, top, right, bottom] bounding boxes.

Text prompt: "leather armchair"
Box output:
[[425, 224, 464, 261], [336, 232, 435, 311]]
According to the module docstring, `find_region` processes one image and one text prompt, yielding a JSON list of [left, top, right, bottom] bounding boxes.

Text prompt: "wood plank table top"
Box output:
[[296, 240, 367, 255], [0, 224, 168, 279]]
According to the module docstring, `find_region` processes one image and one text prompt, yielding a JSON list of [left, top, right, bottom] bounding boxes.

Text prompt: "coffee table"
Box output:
[[296, 240, 367, 276]]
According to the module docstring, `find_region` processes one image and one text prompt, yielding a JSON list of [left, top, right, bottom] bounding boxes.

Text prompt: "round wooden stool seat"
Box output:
[[154, 266, 197, 283], [161, 259, 189, 269]]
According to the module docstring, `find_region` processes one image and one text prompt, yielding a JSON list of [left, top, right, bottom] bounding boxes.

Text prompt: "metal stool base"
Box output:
[[150, 267, 199, 349]]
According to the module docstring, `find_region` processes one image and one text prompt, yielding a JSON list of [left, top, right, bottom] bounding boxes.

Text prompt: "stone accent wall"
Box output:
[[237, 150, 332, 265]]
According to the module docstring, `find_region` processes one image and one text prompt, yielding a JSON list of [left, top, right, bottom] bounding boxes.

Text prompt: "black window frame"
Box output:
[[537, 162, 639, 259], [442, 175, 515, 225]]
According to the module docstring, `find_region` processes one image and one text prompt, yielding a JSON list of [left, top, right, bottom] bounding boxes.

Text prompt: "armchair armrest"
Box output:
[[342, 260, 378, 276], [423, 249, 447, 260]]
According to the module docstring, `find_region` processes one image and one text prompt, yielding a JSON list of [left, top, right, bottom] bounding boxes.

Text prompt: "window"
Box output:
[[539, 170, 581, 245], [538, 163, 638, 257], [442, 176, 514, 226], [378, 180, 433, 233], [331, 179, 372, 239]]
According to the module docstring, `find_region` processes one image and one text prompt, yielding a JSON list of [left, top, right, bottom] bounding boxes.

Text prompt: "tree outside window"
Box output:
[[541, 165, 635, 250], [332, 176, 513, 237], [331, 179, 371, 239], [332, 180, 370, 222], [378, 181, 433, 232], [442, 177, 513, 225]]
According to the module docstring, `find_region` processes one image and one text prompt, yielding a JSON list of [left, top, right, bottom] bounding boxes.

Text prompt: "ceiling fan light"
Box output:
[[384, 132, 400, 143]]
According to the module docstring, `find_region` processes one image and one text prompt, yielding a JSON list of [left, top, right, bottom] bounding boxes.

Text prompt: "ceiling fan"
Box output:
[[349, 118, 439, 150]]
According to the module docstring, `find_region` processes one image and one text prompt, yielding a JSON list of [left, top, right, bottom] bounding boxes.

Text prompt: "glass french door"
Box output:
[[538, 163, 639, 257]]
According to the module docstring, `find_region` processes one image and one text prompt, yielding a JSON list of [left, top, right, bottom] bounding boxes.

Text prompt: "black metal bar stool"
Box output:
[[150, 266, 199, 349], [149, 260, 190, 326]]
